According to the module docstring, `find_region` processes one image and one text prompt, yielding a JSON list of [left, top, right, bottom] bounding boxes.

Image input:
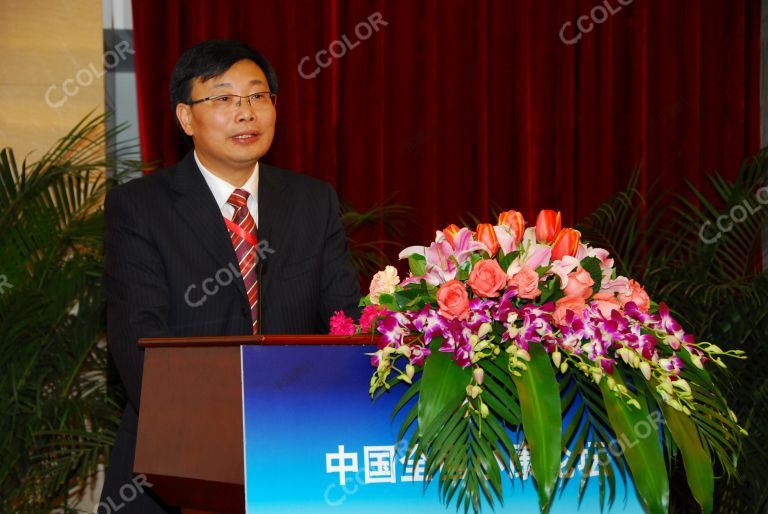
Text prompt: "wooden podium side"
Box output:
[[134, 335, 374, 514]]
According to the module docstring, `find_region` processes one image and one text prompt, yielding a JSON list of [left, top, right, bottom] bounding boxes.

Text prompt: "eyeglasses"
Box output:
[[187, 92, 277, 111]]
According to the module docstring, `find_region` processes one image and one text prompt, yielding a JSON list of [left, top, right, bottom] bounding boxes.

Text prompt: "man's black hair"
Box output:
[[170, 39, 279, 109]]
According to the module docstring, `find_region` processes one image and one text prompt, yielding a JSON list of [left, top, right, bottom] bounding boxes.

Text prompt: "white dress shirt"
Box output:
[[194, 151, 259, 227]]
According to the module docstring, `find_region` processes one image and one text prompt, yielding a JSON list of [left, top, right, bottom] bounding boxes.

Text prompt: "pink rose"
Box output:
[[563, 266, 595, 300], [467, 259, 507, 297], [507, 266, 542, 300], [437, 280, 470, 320], [591, 292, 622, 318], [553, 295, 586, 325], [618, 279, 651, 312]]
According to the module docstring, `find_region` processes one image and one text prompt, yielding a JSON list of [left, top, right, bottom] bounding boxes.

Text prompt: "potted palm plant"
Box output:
[[578, 151, 768, 514], [0, 113, 140, 512]]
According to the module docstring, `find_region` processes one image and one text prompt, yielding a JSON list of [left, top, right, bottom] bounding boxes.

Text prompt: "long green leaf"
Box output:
[[510, 344, 561, 512], [417, 338, 471, 437], [599, 371, 669, 514], [660, 402, 713, 513]]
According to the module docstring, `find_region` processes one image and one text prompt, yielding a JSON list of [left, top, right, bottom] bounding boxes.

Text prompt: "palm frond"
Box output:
[[341, 198, 412, 277], [0, 112, 142, 513], [573, 149, 768, 514]]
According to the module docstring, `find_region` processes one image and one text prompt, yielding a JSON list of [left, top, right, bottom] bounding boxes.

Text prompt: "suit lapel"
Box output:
[[170, 152, 248, 302], [257, 163, 293, 295]]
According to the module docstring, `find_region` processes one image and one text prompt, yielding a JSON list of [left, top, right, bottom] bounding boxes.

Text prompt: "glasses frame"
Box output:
[[187, 92, 277, 110]]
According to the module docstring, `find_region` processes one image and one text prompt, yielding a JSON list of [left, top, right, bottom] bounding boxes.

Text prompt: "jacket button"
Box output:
[[241, 307, 250, 317]]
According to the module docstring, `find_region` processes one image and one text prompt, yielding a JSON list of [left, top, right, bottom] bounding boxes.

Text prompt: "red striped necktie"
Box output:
[[225, 189, 259, 334]]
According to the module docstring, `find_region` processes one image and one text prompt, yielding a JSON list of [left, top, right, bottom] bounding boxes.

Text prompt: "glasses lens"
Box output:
[[248, 93, 276, 109], [204, 93, 275, 111], [210, 95, 236, 109]]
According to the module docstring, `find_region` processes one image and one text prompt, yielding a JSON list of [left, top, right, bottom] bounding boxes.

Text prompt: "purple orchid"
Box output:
[[377, 312, 411, 346], [658, 303, 688, 349], [408, 343, 431, 366], [659, 355, 684, 375]]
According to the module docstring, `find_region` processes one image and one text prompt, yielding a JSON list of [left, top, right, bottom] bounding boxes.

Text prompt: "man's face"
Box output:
[[176, 59, 276, 176]]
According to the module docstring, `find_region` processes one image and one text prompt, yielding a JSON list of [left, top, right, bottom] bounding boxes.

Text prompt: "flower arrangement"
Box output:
[[330, 209, 745, 514]]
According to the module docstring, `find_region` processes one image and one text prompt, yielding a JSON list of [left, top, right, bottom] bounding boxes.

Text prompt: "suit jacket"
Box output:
[[99, 152, 360, 512]]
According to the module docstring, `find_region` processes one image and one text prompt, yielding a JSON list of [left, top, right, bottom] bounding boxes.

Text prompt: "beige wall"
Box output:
[[0, 2, 105, 511], [0, 0, 104, 161]]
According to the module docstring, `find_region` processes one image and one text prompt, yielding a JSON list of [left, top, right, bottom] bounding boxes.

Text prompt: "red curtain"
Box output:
[[132, 0, 760, 245]]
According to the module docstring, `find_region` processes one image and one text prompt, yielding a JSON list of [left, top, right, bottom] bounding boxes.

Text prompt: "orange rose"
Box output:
[[467, 259, 507, 298], [563, 266, 594, 300], [443, 224, 461, 247], [507, 266, 542, 300], [618, 279, 651, 312], [551, 228, 581, 261], [437, 280, 470, 320], [476, 223, 500, 256], [535, 209, 562, 243], [498, 209, 525, 243], [592, 292, 622, 318], [553, 295, 586, 325]]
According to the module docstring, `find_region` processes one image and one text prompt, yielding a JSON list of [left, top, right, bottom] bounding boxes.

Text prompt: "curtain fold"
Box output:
[[132, 0, 760, 244]]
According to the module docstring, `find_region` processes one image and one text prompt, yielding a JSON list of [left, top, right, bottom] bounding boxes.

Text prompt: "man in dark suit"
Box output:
[[99, 40, 360, 513]]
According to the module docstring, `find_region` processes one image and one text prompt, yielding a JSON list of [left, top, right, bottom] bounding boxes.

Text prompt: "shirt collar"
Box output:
[[193, 151, 259, 210]]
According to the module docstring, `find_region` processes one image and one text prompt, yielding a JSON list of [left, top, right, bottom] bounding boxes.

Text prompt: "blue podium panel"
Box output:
[[241, 345, 645, 514]]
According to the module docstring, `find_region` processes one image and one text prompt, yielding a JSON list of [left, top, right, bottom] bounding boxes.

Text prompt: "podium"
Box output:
[[135, 336, 644, 514], [134, 335, 373, 514]]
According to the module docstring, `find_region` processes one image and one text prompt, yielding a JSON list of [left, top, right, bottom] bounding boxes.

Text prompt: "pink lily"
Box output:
[[506, 227, 552, 276], [548, 256, 580, 289], [451, 228, 488, 264], [599, 276, 630, 295], [493, 225, 518, 254], [399, 233, 463, 286]]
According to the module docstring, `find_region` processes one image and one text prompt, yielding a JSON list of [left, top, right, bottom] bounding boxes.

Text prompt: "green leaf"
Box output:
[[539, 276, 565, 304], [423, 406, 466, 478], [510, 343, 562, 511], [0, 113, 138, 511], [391, 380, 420, 421], [417, 339, 472, 437], [394, 288, 417, 307], [497, 249, 518, 273], [660, 401, 714, 514], [396, 402, 419, 443], [377, 293, 399, 312], [393, 286, 434, 311], [580, 256, 603, 292], [599, 371, 669, 514], [456, 260, 472, 281], [408, 253, 426, 276]]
